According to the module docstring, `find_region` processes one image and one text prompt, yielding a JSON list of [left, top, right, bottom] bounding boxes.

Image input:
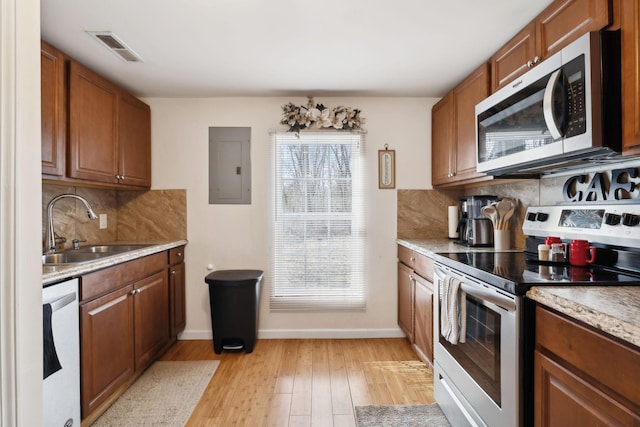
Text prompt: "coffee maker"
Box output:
[[457, 195, 497, 246]]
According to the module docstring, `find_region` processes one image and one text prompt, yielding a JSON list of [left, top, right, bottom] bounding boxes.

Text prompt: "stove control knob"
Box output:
[[536, 212, 549, 222], [622, 213, 640, 227], [604, 213, 622, 225], [526, 212, 537, 221]]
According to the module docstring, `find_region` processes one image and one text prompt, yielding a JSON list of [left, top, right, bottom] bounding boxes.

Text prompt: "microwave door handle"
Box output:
[[543, 69, 565, 140]]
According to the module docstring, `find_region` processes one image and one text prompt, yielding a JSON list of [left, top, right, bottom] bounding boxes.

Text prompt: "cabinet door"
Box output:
[[535, 0, 611, 60], [80, 285, 134, 417], [68, 61, 119, 184], [397, 262, 414, 341], [453, 63, 489, 182], [534, 350, 639, 426], [621, 0, 640, 154], [41, 41, 66, 177], [431, 93, 453, 187], [491, 0, 611, 92], [491, 22, 537, 91], [118, 93, 151, 188], [169, 262, 186, 337], [413, 275, 433, 364], [134, 270, 170, 370]]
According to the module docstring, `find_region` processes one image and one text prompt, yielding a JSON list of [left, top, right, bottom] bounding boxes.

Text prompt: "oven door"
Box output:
[[433, 263, 521, 427]]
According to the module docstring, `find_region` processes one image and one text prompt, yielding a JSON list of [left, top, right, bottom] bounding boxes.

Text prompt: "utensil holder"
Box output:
[[494, 229, 510, 251]]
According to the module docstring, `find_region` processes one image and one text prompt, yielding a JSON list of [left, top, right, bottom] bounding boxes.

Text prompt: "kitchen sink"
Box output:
[[72, 244, 152, 254], [42, 252, 103, 265], [42, 244, 153, 265]]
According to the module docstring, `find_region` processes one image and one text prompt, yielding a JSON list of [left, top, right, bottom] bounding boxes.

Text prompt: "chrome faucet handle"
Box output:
[[72, 239, 86, 250]]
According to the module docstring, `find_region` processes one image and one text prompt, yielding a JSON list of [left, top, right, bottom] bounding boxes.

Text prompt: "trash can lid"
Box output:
[[205, 269, 264, 285]]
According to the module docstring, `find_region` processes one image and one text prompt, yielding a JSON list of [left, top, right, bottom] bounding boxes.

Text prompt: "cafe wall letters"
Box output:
[[563, 167, 640, 203]]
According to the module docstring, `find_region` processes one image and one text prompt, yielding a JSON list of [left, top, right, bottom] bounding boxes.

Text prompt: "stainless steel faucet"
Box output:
[[45, 194, 98, 253]]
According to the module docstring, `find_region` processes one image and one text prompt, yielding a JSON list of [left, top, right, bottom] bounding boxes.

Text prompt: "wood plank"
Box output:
[[311, 340, 333, 427], [266, 393, 292, 427], [328, 340, 353, 416], [290, 339, 313, 416]]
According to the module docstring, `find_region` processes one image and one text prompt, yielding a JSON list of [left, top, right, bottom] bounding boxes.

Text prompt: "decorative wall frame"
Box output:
[[378, 145, 396, 189]]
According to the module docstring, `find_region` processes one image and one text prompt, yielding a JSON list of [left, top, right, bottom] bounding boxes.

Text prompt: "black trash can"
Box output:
[[204, 269, 263, 354]]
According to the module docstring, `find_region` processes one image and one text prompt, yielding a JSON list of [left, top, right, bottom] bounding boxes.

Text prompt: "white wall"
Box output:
[[147, 97, 438, 338]]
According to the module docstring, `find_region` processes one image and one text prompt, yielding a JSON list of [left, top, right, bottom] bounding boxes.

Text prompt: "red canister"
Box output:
[[569, 240, 597, 267]]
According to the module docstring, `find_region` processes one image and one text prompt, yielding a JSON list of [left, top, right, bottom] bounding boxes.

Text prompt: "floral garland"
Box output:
[[280, 97, 365, 133]]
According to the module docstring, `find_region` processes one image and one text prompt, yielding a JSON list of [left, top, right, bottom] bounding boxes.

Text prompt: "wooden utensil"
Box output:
[[495, 198, 516, 230], [481, 204, 498, 228]]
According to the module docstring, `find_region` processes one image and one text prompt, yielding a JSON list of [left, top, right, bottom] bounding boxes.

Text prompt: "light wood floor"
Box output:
[[160, 338, 435, 427]]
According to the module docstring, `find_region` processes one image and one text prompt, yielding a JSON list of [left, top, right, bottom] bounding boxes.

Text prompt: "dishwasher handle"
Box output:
[[44, 293, 76, 312]]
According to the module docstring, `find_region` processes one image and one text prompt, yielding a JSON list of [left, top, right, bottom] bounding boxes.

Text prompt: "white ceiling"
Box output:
[[40, 0, 553, 98]]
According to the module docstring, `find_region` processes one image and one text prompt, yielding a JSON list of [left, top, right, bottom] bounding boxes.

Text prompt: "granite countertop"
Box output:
[[397, 238, 523, 256], [397, 238, 640, 349], [526, 286, 640, 348], [42, 239, 188, 286]]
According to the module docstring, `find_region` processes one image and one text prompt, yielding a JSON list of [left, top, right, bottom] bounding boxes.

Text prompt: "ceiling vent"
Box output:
[[86, 31, 144, 63]]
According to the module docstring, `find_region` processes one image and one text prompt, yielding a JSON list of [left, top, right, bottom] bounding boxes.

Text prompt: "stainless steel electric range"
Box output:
[[431, 203, 640, 427]]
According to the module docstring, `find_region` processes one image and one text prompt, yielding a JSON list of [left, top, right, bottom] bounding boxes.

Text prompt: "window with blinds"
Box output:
[[271, 132, 366, 311]]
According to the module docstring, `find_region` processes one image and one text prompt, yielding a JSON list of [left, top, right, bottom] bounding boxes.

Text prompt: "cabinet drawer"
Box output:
[[536, 305, 640, 406], [397, 245, 433, 281], [80, 252, 167, 302], [169, 245, 185, 266]]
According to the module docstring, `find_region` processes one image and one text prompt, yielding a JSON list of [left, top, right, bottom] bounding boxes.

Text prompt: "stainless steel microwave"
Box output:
[[475, 31, 621, 176]]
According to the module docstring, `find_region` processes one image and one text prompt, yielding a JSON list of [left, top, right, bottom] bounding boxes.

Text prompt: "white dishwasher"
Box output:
[[43, 278, 80, 427]]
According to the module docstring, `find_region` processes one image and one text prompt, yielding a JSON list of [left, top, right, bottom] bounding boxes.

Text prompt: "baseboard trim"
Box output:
[[178, 328, 406, 340]]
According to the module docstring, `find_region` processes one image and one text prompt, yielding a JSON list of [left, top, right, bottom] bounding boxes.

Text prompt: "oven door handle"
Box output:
[[435, 266, 516, 312], [458, 281, 516, 312]]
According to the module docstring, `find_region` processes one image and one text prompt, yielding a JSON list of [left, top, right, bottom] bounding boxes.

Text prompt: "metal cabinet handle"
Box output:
[[171, 270, 176, 276], [177, 252, 182, 257], [527, 55, 542, 68], [130, 289, 140, 295]]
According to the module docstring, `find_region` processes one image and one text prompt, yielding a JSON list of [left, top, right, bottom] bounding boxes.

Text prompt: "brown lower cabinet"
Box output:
[[413, 274, 433, 363], [397, 245, 434, 364], [169, 246, 186, 337], [79, 250, 180, 421], [534, 304, 640, 426], [80, 285, 134, 418], [133, 271, 170, 370]]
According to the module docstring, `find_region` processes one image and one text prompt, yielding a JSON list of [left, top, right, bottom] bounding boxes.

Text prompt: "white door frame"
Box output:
[[0, 0, 43, 425]]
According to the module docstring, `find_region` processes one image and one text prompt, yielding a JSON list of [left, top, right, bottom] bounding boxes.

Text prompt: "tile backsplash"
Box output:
[[397, 177, 569, 249], [42, 184, 186, 251]]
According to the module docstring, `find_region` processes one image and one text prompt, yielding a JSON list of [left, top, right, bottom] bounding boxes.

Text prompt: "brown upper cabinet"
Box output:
[[68, 61, 120, 185], [432, 63, 491, 188], [620, 0, 640, 154], [491, 0, 612, 92], [41, 41, 66, 177], [42, 41, 151, 189]]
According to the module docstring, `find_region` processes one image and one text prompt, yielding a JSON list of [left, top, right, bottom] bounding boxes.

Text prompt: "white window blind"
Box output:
[[271, 132, 366, 311]]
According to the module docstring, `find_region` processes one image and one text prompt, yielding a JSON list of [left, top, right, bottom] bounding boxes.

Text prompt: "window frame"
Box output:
[[270, 131, 367, 311]]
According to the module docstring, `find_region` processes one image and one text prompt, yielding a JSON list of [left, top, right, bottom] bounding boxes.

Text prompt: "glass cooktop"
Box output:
[[433, 251, 640, 295]]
